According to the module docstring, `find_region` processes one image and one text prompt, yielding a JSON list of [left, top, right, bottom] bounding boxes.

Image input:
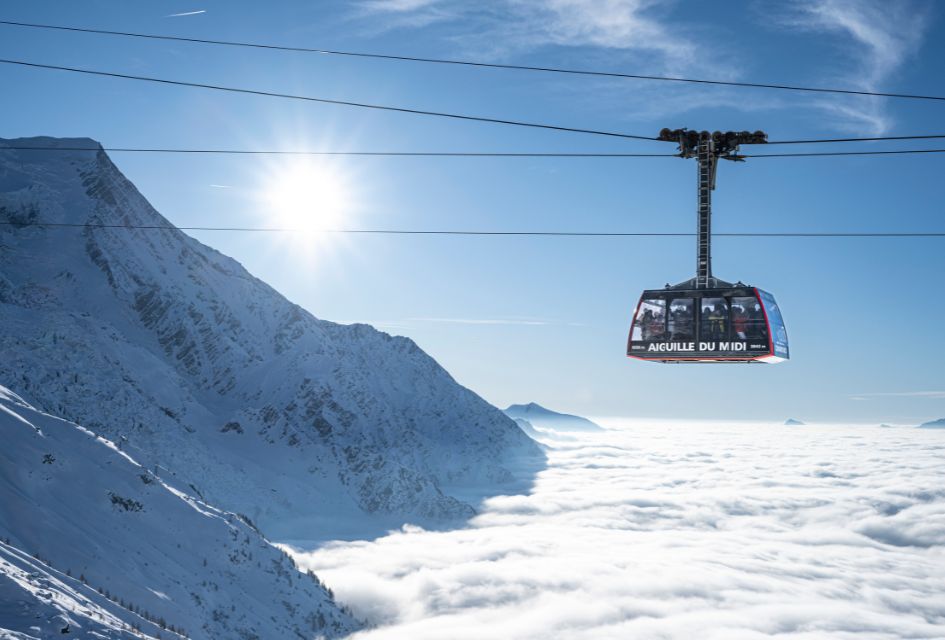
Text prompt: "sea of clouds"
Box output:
[[289, 420, 945, 639]]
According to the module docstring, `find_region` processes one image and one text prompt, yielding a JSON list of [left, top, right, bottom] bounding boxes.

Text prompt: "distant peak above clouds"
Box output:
[[504, 402, 603, 432]]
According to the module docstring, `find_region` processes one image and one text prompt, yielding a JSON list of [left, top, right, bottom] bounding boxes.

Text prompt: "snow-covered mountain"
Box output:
[[917, 418, 945, 429], [0, 385, 358, 639], [0, 137, 544, 540], [504, 403, 602, 432]]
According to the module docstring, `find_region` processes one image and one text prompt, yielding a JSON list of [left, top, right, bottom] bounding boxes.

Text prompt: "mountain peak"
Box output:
[[0, 139, 545, 541], [1, 135, 102, 149], [504, 403, 603, 432]]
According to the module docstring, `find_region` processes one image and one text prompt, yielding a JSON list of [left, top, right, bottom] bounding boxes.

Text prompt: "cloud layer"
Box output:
[[290, 420, 945, 639]]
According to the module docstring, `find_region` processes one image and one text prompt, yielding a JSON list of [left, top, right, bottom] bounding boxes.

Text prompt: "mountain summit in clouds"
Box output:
[[504, 402, 603, 432], [0, 137, 544, 542]]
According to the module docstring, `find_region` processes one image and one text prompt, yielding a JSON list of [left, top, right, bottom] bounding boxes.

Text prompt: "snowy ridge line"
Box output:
[[0, 539, 171, 639], [0, 385, 360, 638]]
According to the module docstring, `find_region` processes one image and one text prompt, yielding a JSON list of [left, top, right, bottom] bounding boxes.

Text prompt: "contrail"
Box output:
[[166, 10, 206, 18]]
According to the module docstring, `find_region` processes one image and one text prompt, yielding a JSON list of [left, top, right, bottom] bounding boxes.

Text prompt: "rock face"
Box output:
[[0, 386, 359, 640], [917, 418, 945, 429], [505, 403, 603, 432], [0, 137, 544, 539], [513, 417, 544, 440]]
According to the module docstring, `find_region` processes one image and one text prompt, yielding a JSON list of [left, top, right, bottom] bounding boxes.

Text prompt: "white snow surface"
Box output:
[[291, 420, 945, 639], [0, 137, 543, 540], [0, 387, 357, 640]]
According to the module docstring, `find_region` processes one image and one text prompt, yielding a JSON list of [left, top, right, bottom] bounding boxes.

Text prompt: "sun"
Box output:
[[264, 161, 352, 234]]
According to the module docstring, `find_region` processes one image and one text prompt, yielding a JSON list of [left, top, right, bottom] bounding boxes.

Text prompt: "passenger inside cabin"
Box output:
[[746, 303, 768, 339], [732, 305, 748, 339], [669, 302, 693, 340], [647, 310, 665, 340], [702, 302, 727, 340], [641, 309, 653, 340]]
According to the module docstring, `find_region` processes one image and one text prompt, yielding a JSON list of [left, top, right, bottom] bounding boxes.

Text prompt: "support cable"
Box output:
[[2, 19, 944, 103], [1, 221, 943, 238], [0, 58, 658, 142]]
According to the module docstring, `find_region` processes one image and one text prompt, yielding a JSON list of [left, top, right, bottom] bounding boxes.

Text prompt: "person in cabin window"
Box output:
[[733, 305, 748, 339], [708, 304, 726, 340], [640, 309, 654, 340]]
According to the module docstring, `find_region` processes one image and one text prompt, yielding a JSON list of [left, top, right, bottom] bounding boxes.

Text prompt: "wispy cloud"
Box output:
[[208, 184, 232, 189], [777, 0, 929, 134], [408, 317, 573, 326], [491, 0, 697, 70], [354, 0, 732, 74], [343, 317, 584, 328], [355, 0, 455, 30], [352, 0, 930, 132], [362, 0, 441, 11], [166, 10, 206, 18], [851, 391, 945, 400], [351, 0, 753, 124]]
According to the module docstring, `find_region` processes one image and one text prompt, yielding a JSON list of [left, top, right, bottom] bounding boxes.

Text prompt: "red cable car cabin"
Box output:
[[627, 284, 788, 363]]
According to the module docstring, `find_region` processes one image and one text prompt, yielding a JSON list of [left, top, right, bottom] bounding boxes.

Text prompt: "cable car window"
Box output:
[[632, 299, 666, 341], [668, 298, 694, 340], [758, 289, 789, 358], [700, 298, 728, 341], [731, 297, 767, 341]]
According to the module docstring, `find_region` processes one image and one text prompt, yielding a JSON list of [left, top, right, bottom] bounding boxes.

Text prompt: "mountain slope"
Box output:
[[0, 137, 544, 540], [504, 403, 603, 432], [0, 385, 358, 640]]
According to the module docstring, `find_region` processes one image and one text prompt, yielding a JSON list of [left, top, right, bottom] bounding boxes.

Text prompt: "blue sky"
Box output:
[[1, 0, 943, 422]]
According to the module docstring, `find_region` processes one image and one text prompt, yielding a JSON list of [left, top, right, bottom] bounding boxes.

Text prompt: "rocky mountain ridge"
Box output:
[[0, 385, 358, 639]]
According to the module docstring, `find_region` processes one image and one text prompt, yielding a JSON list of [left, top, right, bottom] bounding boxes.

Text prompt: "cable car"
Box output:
[[627, 129, 789, 364], [627, 281, 789, 363]]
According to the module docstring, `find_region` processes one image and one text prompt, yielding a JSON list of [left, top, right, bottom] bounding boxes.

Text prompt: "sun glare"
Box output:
[[264, 162, 352, 234]]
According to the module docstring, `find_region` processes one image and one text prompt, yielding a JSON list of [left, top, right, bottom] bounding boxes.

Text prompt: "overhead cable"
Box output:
[[3, 58, 944, 146], [763, 134, 945, 145], [2, 221, 943, 238], [3, 145, 945, 158], [0, 58, 658, 141], [2, 19, 943, 103], [0, 146, 677, 157]]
